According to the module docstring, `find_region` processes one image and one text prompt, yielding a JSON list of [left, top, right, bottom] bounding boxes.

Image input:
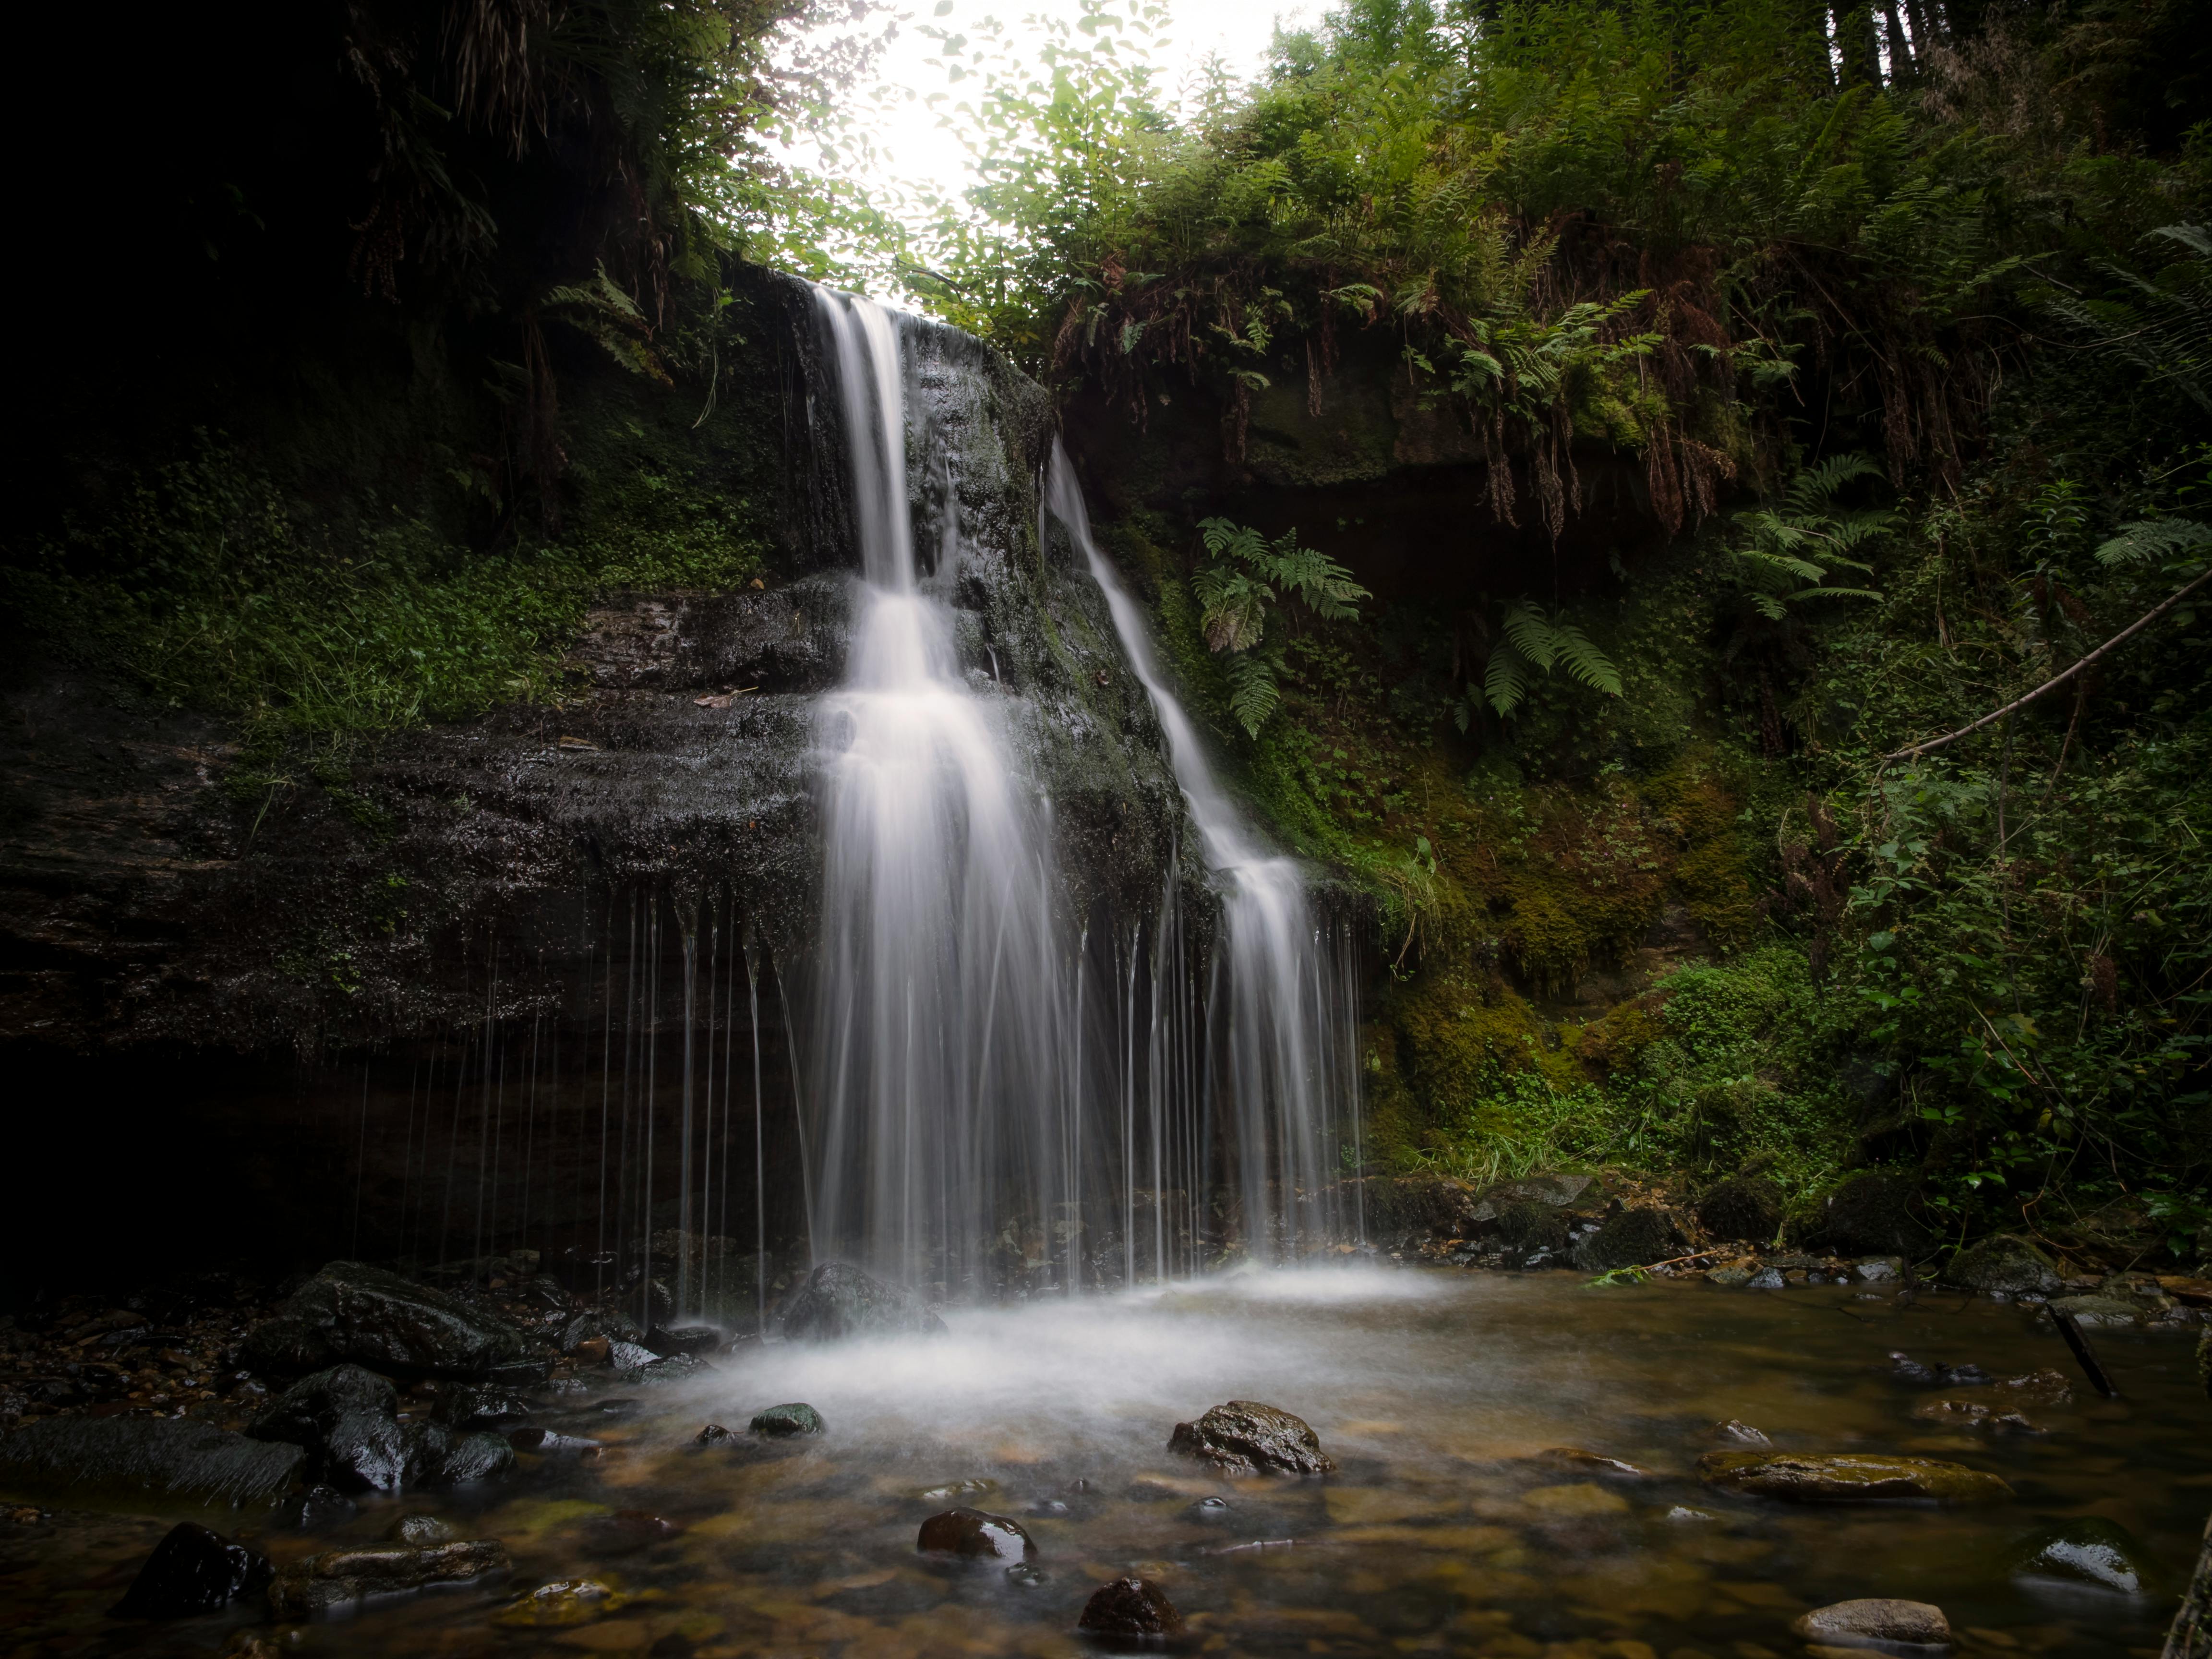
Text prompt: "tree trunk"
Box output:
[[1836, 2, 1884, 84]]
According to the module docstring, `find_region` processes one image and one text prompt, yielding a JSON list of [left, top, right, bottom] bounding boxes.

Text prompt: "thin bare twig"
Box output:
[[1886, 565, 2212, 761]]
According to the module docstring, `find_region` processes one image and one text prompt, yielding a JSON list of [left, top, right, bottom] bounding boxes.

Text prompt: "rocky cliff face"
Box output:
[[0, 278, 1184, 1290]]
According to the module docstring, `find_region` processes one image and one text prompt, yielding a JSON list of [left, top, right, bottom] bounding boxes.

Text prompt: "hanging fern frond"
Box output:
[[1479, 604, 1621, 716], [1223, 650, 1281, 738]]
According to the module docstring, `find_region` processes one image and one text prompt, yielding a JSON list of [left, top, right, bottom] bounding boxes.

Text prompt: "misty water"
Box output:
[[5, 1270, 2207, 1657]]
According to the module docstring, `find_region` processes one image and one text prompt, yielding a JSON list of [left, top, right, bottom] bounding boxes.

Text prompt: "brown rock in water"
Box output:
[[111, 1522, 271, 1617], [1714, 1420, 1772, 1446], [1697, 1451, 2011, 1505], [1993, 1369, 2074, 1406], [1910, 1400, 2043, 1434], [1791, 1598, 1951, 1647], [1167, 1401, 1334, 1476], [1079, 1576, 1185, 1637], [1538, 1447, 1652, 1478], [916, 1507, 1036, 1562], [267, 1538, 510, 1617]]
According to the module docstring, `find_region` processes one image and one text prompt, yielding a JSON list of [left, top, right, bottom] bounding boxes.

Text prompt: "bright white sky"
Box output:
[[777, 0, 1315, 236]]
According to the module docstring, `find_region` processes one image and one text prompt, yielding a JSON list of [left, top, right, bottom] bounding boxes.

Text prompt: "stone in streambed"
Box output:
[[1537, 1447, 1652, 1479], [1079, 1576, 1185, 1637], [2007, 1516, 2157, 1593], [780, 1261, 947, 1341], [267, 1539, 510, 1618], [111, 1522, 271, 1617], [250, 1365, 409, 1491], [918, 1507, 1037, 1561], [1168, 1401, 1334, 1475], [1791, 1599, 1951, 1647], [388, 1513, 457, 1545], [1698, 1451, 2011, 1504], [435, 1383, 534, 1430], [1946, 1234, 2060, 1295], [494, 1577, 630, 1627], [2047, 1295, 2142, 1327], [0, 1416, 303, 1509], [750, 1403, 824, 1437], [1911, 1399, 2043, 1434], [1714, 1420, 1772, 1446], [242, 1260, 535, 1380]]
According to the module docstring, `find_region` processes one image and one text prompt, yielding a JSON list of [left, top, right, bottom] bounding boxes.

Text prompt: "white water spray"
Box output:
[[1044, 442, 1363, 1260]]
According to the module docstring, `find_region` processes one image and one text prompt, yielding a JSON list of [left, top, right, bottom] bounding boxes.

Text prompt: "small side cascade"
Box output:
[[1043, 442, 1364, 1261]]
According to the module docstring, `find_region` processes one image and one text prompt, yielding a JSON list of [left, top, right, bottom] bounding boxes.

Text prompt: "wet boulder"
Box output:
[[1697, 1177, 1785, 1244], [0, 1416, 302, 1509], [560, 1308, 645, 1353], [1791, 1598, 1951, 1647], [1538, 1447, 1653, 1479], [435, 1383, 534, 1430], [403, 1420, 516, 1485], [1809, 1172, 1929, 1257], [779, 1262, 948, 1341], [388, 1513, 457, 1545], [242, 1261, 535, 1380], [1714, 1420, 1772, 1446], [267, 1538, 511, 1618], [1168, 1401, 1334, 1476], [1947, 1235, 2061, 1296], [111, 1522, 271, 1617], [2007, 1517, 2157, 1592], [249, 1364, 512, 1491], [916, 1507, 1036, 1562], [750, 1403, 824, 1437], [1491, 1201, 1571, 1259], [1079, 1576, 1185, 1637], [1576, 1208, 1681, 1273], [250, 1365, 409, 1492], [1697, 1450, 2011, 1505]]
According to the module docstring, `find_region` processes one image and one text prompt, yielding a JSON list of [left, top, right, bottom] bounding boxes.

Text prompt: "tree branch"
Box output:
[[1885, 565, 2212, 762]]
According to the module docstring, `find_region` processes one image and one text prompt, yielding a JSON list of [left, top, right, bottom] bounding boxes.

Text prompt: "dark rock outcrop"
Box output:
[[0, 1416, 301, 1509], [1809, 1171, 1929, 1256], [112, 1523, 271, 1618], [916, 1508, 1036, 1562], [1168, 1401, 1334, 1476], [1575, 1208, 1680, 1272], [779, 1262, 946, 1341], [243, 1262, 534, 1380], [1697, 1450, 2011, 1504], [249, 1363, 513, 1491], [1079, 1576, 1185, 1637], [1947, 1234, 2061, 1295], [1697, 1177, 1784, 1244]]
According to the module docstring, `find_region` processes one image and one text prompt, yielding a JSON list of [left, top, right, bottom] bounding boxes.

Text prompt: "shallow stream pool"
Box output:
[[5, 1267, 2207, 1658]]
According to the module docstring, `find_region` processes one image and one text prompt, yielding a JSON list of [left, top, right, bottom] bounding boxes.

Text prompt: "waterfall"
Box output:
[[1043, 442, 1363, 1262], [799, 288, 1360, 1295], [805, 289, 1076, 1297]]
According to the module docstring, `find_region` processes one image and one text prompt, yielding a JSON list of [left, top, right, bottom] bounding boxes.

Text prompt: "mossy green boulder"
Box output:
[[749, 1403, 824, 1438], [1947, 1234, 2061, 1295], [1696, 1450, 2012, 1504]]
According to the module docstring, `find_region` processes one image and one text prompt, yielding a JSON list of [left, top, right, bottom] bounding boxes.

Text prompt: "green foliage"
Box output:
[[5, 435, 763, 743], [1461, 602, 1624, 722], [1725, 456, 1890, 621], [1190, 517, 1369, 735]]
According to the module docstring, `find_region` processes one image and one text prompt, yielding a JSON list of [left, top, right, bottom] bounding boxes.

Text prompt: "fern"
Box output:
[[1190, 517, 1370, 735], [2097, 517, 2212, 570], [1467, 602, 1623, 719], [1724, 453, 1891, 621]]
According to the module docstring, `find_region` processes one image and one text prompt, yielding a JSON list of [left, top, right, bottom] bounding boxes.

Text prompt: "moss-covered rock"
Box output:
[[1696, 1451, 2012, 1504], [1947, 1235, 2061, 1295], [1697, 1176, 1785, 1244]]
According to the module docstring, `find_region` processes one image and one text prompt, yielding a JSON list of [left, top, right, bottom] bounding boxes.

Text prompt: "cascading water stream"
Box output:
[[1043, 442, 1363, 1261], [805, 289, 1076, 1295]]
